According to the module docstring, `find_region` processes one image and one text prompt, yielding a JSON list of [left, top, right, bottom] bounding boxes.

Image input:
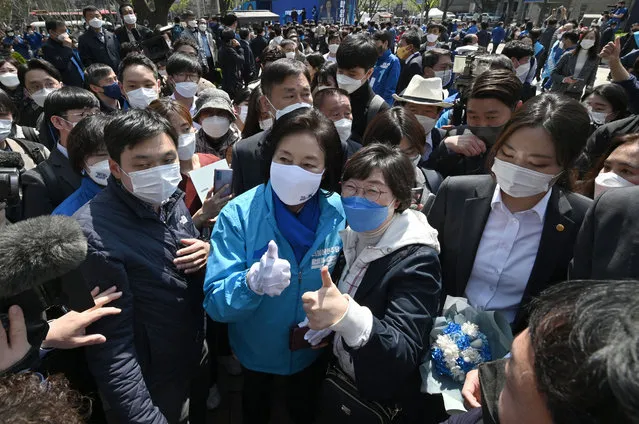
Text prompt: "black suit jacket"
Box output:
[[42, 38, 84, 88], [21, 148, 81, 218], [78, 28, 120, 70], [427, 175, 592, 332], [114, 24, 153, 44], [231, 130, 268, 196], [570, 186, 639, 280]]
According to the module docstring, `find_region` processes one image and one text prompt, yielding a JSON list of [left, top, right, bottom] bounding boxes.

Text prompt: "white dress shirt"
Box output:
[[465, 185, 552, 323]]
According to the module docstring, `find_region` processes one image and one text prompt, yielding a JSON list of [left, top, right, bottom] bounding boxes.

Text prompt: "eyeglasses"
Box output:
[[173, 73, 200, 82], [341, 182, 388, 202]]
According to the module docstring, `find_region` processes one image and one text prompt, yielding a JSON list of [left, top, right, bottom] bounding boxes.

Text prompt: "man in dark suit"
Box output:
[[114, 3, 153, 44], [231, 59, 312, 195], [21, 87, 100, 218], [396, 30, 422, 95], [250, 25, 269, 64], [427, 174, 591, 333], [570, 186, 639, 280], [42, 20, 85, 88], [78, 5, 121, 71]]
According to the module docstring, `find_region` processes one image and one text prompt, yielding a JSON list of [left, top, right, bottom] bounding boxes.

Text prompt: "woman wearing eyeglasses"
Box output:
[[302, 143, 442, 423]]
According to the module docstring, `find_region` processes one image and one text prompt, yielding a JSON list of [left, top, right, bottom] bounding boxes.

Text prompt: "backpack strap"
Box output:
[[21, 126, 40, 143], [366, 95, 386, 125], [12, 138, 47, 165]]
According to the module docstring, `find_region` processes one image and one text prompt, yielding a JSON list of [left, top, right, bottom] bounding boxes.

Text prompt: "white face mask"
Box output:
[[126, 87, 158, 109], [121, 162, 182, 205], [426, 33, 439, 43], [270, 100, 311, 120], [559, 41, 565, 49], [328, 43, 339, 54], [198, 24, 208, 32], [515, 61, 531, 81], [415, 114, 437, 133], [586, 107, 608, 125], [336, 73, 365, 94], [30, 87, 58, 108], [594, 171, 634, 197], [0, 72, 19, 88], [123, 14, 137, 25], [333, 118, 352, 143], [259, 118, 273, 130], [202, 116, 230, 138], [188, 20, 198, 28], [89, 18, 104, 29], [434, 69, 452, 87], [580, 39, 595, 50], [177, 132, 196, 160], [270, 161, 324, 205], [492, 157, 558, 198], [174, 81, 198, 98], [86, 159, 110, 186], [410, 154, 421, 167], [0, 119, 12, 141], [239, 105, 248, 122], [285, 51, 296, 59]]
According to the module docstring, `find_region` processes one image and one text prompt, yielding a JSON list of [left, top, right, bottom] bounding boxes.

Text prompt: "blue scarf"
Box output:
[[273, 190, 320, 264]]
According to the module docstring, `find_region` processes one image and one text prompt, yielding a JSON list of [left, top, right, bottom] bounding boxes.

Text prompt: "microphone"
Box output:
[[0, 151, 24, 169], [0, 215, 88, 298]]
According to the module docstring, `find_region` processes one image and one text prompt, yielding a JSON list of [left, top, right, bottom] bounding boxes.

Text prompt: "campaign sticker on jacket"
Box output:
[[311, 246, 340, 270]]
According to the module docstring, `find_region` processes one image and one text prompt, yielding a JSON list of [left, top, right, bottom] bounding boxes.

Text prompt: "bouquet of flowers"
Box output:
[[420, 296, 513, 414]]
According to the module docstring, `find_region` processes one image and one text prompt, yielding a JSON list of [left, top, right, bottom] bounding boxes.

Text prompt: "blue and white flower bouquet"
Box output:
[[420, 296, 514, 414]]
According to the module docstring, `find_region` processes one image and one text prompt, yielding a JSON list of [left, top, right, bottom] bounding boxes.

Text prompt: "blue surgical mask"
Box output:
[[341, 196, 393, 233], [634, 31, 639, 47], [102, 82, 122, 100]]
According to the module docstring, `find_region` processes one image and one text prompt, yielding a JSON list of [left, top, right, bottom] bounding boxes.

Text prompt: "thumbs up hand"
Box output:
[[247, 240, 291, 297], [301, 266, 349, 330], [600, 37, 621, 60]]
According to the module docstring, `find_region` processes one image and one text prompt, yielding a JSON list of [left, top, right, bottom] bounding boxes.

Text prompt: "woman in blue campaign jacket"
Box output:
[[203, 106, 346, 423]]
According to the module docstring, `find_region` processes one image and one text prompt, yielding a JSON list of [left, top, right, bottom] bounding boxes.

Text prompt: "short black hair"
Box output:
[[463, 34, 477, 45], [501, 40, 534, 60], [475, 53, 515, 72], [469, 68, 522, 110], [490, 93, 589, 189], [166, 52, 202, 77], [118, 52, 158, 82], [45, 20, 65, 32], [528, 280, 639, 424], [182, 10, 195, 18], [400, 30, 421, 51], [480, 22, 488, 30], [262, 107, 342, 193], [372, 30, 393, 46], [18, 58, 62, 87], [313, 87, 349, 110], [547, 18, 558, 26], [336, 33, 377, 71], [172, 37, 199, 55], [261, 58, 311, 98], [85, 63, 115, 88], [306, 52, 326, 70], [67, 113, 109, 173], [118, 2, 133, 16], [82, 5, 99, 18], [238, 27, 250, 40], [561, 30, 580, 45], [362, 106, 426, 157], [119, 41, 144, 58], [104, 109, 178, 164], [0, 88, 17, 116], [342, 143, 415, 213], [221, 13, 238, 27], [44, 86, 99, 138], [221, 28, 236, 42], [422, 48, 452, 69]]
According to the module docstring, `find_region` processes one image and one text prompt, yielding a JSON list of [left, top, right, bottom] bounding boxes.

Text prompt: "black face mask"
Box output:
[[467, 124, 506, 147]]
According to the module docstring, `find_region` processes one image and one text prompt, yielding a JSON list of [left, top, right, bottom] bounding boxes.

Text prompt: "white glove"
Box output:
[[298, 317, 333, 346], [247, 240, 291, 297]]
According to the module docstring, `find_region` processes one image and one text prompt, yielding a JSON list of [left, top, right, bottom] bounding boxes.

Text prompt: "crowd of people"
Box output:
[[1, 2, 639, 423]]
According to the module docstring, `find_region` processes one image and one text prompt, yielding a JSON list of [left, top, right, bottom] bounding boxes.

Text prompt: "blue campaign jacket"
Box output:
[[371, 49, 401, 105], [203, 182, 346, 375], [52, 176, 103, 216]]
